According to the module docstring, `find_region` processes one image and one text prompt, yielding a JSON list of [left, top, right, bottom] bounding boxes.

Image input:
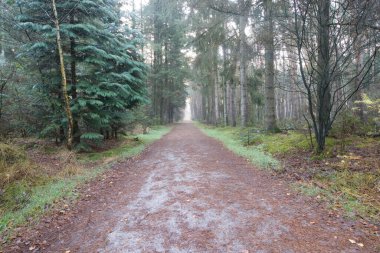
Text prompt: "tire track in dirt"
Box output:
[[5, 123, 379, 252]]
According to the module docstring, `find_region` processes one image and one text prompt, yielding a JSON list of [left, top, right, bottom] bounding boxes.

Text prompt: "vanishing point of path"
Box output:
[[7, 123, 379, 252]]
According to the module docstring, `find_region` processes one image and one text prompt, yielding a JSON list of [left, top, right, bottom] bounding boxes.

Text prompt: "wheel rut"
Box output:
[[5, 123, 378, 252]]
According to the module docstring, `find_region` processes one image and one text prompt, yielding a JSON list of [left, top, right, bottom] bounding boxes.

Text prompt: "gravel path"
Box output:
[[5, 123, 379, 252]]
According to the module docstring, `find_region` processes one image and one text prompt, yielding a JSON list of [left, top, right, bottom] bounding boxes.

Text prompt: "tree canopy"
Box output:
[[0, 0, 379, 152]]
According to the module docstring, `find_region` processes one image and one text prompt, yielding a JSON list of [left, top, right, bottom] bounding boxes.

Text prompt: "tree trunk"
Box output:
[[214, 64, 220, 125], [52, 0, 74, 150], [209, 84, 213, 124], [222, 44, 228, 126], [316, 0, 331, 153], [0, 84, 4, 120], [224, 84, 228, 126], [153, 0, 163, 121], [230, 79, 237, 127], [202, 90, 207, 121], [70, 12, 80, 144], [353, 37, 365, 121], [285, 38, 301, 120], [239, 0, 249, 127], [264, 0, 278, 132]]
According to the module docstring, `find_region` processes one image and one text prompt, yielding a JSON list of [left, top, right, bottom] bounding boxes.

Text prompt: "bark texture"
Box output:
[[239, 0, 249, 127], [315, 0, 331, 152], [264, 0, 278, 132], [52, 0, 74, 150]]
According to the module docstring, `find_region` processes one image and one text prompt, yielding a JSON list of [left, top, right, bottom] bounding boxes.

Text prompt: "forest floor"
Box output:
[[3, 123, 379, 252], [199, 124, 380, 226], [0, 126, 171, 247]]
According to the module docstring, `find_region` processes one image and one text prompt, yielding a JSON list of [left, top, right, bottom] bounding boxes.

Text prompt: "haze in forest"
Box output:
[[0, 1, 379, 251]]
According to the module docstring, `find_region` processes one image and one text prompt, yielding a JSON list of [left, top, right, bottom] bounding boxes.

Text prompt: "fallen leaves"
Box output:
[[348, 239, 364, 248], [337, 155, 363, 161]]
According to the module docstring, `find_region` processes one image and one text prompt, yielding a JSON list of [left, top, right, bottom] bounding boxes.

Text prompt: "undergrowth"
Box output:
[[196, 123, 380, 224], [0, 126, 171, 239], [196, 123, 279, 169], [308, 169, 380, 221], [297, 168, 380, 222]]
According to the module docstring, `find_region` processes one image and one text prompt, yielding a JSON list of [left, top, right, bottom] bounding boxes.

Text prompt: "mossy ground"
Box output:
[[197, 124, 279, 169], [0, 126, 171, 238], [197, 123, 380, 224]]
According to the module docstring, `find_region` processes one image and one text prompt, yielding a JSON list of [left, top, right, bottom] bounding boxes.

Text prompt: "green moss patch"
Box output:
[[196, 123, 380, 224], [196, 124, 279, 169], [0, 126, 171, 239]]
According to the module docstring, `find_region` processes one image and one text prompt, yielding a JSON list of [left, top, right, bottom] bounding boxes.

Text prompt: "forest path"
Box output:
[[7, 123, 378, 252]]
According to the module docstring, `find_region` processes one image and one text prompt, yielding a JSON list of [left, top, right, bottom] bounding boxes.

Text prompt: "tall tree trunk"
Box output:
[[214, 62, 219, 125], [202, 89, 207, 121], [239, 0, 249, 127], [52, 0, 74, 150], [353, 37, 365, 121], [140, 0, 145, 56], [264, 0, 278, 132], [224, 83, 228, 126], [230, 79, 237, 127], [163, 39, 169, 124], [153, 0, 162, 121], [285, 37, 301, 120], [222, 44, 228, 126], [208, 84, 213, 124], [70, 12, 80, 144], [316, 0, 331, 152]]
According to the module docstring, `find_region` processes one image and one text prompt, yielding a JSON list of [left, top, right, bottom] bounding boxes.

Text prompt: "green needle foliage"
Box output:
[[16, 0, 147, 145]]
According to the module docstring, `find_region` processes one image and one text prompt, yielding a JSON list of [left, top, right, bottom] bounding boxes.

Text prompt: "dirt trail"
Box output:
[[6, 123, 379, 252]]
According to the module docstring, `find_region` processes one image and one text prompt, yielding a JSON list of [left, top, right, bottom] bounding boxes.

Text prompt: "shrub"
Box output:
[[0, 143, 26, 166], [0, 143, 40, 190]]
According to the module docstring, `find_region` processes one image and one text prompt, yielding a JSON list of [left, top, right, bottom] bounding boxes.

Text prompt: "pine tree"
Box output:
[[17, 0, 147, 146], [144, 0, 188, 124]]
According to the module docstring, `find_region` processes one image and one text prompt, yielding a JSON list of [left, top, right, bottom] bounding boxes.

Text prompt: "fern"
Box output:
[[80, 132, 104, 140]]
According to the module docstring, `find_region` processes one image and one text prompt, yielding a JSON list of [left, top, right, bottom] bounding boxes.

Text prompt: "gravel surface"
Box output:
[[4, 123, 379, 252]]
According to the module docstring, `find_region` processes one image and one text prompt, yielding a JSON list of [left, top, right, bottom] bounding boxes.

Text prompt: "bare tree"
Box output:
[[293, 0, 379, 152]]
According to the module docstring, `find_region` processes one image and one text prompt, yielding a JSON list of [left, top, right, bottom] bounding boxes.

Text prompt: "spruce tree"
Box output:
[[17, 0, 147, 145], [144, 0, 188, 124]]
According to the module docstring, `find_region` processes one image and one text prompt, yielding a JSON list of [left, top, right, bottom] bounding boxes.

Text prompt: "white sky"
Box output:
[[183, 98, 192, 121], [121, 0, 149, 12]]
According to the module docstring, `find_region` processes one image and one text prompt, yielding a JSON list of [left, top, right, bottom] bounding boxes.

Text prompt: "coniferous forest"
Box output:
[[1, 0, 378, 151], [0, 0, 380, 251]]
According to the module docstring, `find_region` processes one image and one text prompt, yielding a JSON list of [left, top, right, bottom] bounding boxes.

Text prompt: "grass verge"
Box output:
[[0, 126, 171, 239], [196, 123, 380, 224], [196, 123, 279, 169], [296, 169, 380, 222]]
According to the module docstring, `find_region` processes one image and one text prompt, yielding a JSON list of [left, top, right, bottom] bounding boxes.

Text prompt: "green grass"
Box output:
[[196, 123, 279, 169], [256, 131, 311, 154], [239, 130, 338, 156], [0, 126, 171, 239], [197, 123, 314, 157], [315, 170, 379, 220], [296, 183, 324, 197], [296, 170, 380, 221], [80, 126, 171, 162], [196, 123, 380, 223]]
